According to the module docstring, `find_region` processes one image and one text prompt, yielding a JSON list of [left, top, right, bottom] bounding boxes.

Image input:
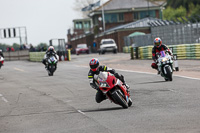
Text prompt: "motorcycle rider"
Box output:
[[0, 49, 4, 68], [88, 58, 130, 103], [151, 37, 173, 74], [0, 49, 4, 58], [42, 46, 58, 69]]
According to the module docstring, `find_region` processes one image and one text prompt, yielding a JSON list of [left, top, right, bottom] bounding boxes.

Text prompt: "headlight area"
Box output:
[[162, 58, 167, 62], [99, 82, 110, 88]]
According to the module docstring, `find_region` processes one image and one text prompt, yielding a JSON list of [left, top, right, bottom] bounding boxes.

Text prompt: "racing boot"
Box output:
[[120, 75, 130, 93], [45, 64, 48, 70], [157, 68, 160, 75], [124, 82, 130, 94]]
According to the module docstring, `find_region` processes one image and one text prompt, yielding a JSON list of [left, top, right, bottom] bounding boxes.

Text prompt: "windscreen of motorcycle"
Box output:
[[98, 72, 108, 82], [50, 56, 55, 61], [160, 51, 166, 57]]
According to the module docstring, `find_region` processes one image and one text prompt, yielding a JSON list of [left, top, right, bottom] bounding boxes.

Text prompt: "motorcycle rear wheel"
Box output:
[[112, 89, 128, 109]]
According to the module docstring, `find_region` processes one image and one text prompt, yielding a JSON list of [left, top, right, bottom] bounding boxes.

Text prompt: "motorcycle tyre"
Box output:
[[165, 66, 172, 81], [48, 72, 53, 76], [128, 98, 132, 107], [112, 90, 128, 109]]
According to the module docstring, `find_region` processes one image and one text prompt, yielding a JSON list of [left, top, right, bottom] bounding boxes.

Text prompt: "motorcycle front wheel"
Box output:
[[112, 89, 128, 109], [165, 66, 172, 81]]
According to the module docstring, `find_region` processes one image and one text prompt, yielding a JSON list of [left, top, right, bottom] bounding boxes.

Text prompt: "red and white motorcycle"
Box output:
[[0, 56, 4, 69], [95, 71, 132, 108]]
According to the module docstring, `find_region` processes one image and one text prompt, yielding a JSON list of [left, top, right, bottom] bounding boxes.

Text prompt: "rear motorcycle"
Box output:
[[157, 50, 173, 81], [95, 71, 132, 109], [0, 56, 4, 69], [46, 56, 57, 76]]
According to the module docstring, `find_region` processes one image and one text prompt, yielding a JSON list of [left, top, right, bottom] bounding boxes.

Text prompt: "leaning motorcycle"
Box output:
[[0, 56, 4, 69], [46, 56, 57, 76], [157, 50, 173, 81], [95, 71, 132, 109]]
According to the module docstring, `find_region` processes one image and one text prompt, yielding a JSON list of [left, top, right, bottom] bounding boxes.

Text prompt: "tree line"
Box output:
[[163, 0, 200, 22], [0, 43, 48, 52]]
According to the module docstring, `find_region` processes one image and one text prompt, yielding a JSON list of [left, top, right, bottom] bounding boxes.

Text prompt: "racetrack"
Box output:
[[0, 53, 200, 133]]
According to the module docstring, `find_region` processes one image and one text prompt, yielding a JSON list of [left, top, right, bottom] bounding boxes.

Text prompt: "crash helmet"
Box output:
[[48, 46, 54, 52], [89, 58, 99, 72], [154, 37, 162, 48]]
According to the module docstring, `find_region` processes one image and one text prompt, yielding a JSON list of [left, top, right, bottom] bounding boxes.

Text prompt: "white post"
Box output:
[[101, 0, 105, 32]]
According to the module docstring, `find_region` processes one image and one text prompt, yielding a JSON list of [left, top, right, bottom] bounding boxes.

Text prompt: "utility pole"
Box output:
[[147, 0, 150, 17], [101, 0, 105, 32]]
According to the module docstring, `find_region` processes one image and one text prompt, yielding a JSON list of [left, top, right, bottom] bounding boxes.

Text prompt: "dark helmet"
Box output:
[[89, 58, 99, 72], [154, 37, 162, 48]]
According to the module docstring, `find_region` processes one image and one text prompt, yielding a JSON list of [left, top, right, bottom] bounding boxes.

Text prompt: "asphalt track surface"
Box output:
[[0, 53, 200, 133]]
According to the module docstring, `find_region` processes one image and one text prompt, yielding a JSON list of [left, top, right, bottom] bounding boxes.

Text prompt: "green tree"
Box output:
[[163, 6, 186, 21], [189, 3, 200, 17], [36, 43, 48, 51], [12, 43, 20, 51], [0, 43, 9, 52], [163, 7, 175, 20], [166, 0, 200, 11]]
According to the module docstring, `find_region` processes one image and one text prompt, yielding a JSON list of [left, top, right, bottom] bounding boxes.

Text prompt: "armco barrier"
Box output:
[[29, 52, 45, 62], [29, 50, 71, 62], [4, 50, 29, 61], [126, 43, 200, 60], [123, 46, 132, 53]]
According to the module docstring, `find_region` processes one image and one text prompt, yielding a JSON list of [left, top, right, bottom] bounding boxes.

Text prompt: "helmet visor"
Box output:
[[90, 64, 98, 69], [155, 42, 160, 46]]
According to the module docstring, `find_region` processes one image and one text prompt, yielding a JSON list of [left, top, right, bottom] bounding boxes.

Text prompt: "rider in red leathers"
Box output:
[[151, 37, 173, 74], [88, 58, 130, 103]]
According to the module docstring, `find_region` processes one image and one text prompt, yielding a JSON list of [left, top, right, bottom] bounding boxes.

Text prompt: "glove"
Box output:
[[154, 59, 158, 64], [90, 83, 99, 90]]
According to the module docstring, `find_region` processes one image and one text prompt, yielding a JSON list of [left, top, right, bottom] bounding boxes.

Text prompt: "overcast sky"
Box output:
[[0, 0, 81, 46]]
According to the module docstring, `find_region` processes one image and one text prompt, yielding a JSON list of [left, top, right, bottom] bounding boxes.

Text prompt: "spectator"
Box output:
[[93, 41, 97, 53], [23, 44, 26, 49], [7, 47, 11, 52], [29, 44, 35, 52], [11, 47, 15, 51]]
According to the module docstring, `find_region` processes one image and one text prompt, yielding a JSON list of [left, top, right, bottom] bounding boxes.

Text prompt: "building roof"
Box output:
[[97, 17, 159, 36], [97, 0, 166, 11]]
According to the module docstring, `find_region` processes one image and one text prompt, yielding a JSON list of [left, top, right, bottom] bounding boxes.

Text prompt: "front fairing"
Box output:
[[97, 72, 116, 93], [0, 56, 4, 64], [48, 56, 57, 64], [157, 51, 173, 67]]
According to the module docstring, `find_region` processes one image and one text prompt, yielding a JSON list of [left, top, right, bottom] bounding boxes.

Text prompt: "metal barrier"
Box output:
[[4, 50, 29, 61], [29, 50, 71, 62], [124, 21, 200, 47]]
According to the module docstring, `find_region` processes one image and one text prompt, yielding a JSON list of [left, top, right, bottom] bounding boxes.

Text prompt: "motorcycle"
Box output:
[[95, 71, 132, 109], [46, 56, 58, 76], [157, 50, 173, 81], [0, 56, 4, 69]]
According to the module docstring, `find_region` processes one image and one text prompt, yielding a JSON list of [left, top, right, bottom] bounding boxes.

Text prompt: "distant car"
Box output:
[[76, 44, 89, 55], [99, 39, 118, 54]]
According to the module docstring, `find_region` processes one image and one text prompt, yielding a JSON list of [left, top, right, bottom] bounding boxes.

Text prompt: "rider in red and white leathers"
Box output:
[[151, 37, 173, 73]]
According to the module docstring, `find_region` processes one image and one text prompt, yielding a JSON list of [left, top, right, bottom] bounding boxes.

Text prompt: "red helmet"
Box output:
[[154, 37, 162, 48], [89, 58, 99, 72]]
